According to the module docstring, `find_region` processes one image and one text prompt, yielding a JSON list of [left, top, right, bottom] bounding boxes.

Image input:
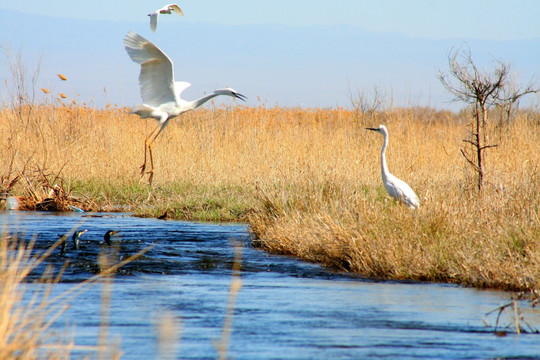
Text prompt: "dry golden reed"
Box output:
[[0, 234, 74, 359], [1, 104, 539, 291]]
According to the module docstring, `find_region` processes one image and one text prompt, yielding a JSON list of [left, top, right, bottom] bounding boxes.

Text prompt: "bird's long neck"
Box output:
[[380, 133, 390, 182], [187, 91, 221, 110]]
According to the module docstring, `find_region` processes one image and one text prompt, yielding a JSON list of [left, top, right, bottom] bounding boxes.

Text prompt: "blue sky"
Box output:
[[3, 0, 540, 40], [1, 1, 539, 109]]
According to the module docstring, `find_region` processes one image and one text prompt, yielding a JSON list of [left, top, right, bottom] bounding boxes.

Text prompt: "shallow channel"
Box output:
[[2, 211, 539, 359]]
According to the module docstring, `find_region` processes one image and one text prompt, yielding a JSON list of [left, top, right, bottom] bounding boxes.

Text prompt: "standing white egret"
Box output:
[[123, 31, 246, 184], [366, 125, 420, 209], [148, 4, 183, 32]]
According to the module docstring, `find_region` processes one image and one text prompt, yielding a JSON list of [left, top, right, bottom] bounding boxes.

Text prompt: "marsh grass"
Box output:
[[1, 103, 539, 290], [248, 110, 540, 291], [0, 233, 72, 359]]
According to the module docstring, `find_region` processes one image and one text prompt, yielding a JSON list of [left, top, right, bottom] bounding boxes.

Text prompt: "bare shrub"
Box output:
[[439, 47, 537, 191]]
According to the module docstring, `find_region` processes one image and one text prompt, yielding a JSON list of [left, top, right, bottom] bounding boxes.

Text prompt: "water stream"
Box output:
[[2, 211, 539, 359]]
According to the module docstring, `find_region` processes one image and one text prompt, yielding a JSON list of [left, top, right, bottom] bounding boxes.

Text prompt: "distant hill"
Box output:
[[1, 10, 538, 109]]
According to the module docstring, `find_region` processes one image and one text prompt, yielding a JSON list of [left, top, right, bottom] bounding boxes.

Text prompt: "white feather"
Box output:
[[123, 31, 246, 183], [124, 31, 176, 107], [148, 4, 184, 32], [367, 125, 420, 209]]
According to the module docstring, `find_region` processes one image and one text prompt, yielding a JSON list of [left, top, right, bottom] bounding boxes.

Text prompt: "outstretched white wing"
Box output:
[[174, 81, 191, 100], [150, 4, 183, 31], [123, 31, 176, 107], [162, 4, 183, 15]]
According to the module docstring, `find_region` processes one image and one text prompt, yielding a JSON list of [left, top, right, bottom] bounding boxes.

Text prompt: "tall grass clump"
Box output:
[[1, 100, 539, 290], [249, 110, 540, 291]]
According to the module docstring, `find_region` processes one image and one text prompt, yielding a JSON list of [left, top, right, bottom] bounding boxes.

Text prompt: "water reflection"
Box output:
[[3, 211, 539, 359]]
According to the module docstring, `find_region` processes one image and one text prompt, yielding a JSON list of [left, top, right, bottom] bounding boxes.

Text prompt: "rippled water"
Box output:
[[2, 211, 539, 359]]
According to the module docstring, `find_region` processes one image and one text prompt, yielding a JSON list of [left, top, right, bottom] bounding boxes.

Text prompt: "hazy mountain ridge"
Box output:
[[1, 10, 538, 109]]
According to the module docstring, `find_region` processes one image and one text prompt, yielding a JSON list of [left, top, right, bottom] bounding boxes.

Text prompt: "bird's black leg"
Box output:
[[147, 143, 154, 186], [140, 141, 148, 176], [144, 124, 167, 186], [141, 123, 163, 185], [141, 126, 157, 177]]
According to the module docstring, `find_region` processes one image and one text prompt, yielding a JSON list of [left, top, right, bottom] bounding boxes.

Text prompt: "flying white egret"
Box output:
[[366, 125, 420, 209], [123, 31, 246, 184], [148, 4, 183, 32]]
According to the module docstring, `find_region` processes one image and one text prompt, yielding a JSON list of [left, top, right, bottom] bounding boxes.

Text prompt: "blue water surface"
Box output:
[[2, 211, 539, 359]]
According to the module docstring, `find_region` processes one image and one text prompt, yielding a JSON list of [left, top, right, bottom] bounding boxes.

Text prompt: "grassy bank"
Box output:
[[1, 104, 539, 291]]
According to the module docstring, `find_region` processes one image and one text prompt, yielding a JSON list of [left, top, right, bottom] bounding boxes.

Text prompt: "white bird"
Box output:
[[148, 4, 183, 32], [366, 125, 420, 209], [123, 31, 246, 184]]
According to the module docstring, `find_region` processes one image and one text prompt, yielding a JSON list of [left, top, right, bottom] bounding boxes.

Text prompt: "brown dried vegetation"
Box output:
[[0, 104, 539, 291]]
